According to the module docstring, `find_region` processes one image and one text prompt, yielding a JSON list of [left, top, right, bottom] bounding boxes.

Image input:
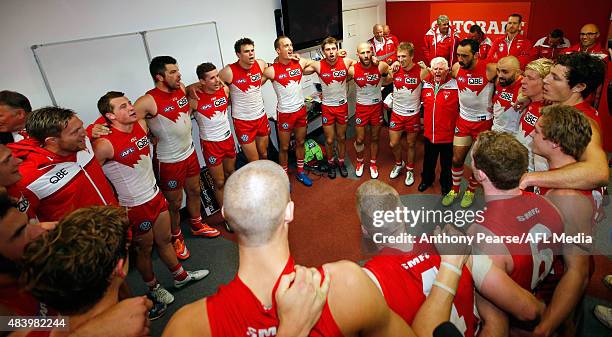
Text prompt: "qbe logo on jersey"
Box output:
[[468, 78, 483, 85], [214, 97, 227, 107], [249, 73, 261, 82], [288, 69, 301, 77], [499, 91, 514, 102], [524, 112, 538, 126], [405, 78, 418, 84], [333, 70, 346, 77], [468, 77, 484, 85], [366, 74, 379, 81], [135, 136, 149, 150], [177, 96, 189, 108]]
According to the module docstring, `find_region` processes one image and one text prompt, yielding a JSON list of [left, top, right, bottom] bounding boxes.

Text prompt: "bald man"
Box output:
[[383, 25, 399, 47], [492, 56, 523, 133], [564, 24, 609, 60], [350, 42, 391, 178], [563, 24, 609, 108], [423, 15, 460, 65], [368, 24, 397, 64], [162, 160, 469, 337]]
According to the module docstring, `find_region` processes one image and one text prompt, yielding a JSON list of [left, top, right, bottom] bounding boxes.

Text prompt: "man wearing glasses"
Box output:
[[563, 24, 609, 108], [564, 24, 608, 61]]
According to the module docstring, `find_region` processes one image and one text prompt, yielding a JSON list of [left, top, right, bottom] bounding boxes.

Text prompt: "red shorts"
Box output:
[[355, 103, 383, 127], [157, 151, 200, 191], [278, 106, 307, 132], [389, 112, 421, 133], [322, 103, 348, 126], [127, 191, 168, 236], [200, 137, 237, 167], [233, 114, 270, 144], [454, 116, 493, 139]]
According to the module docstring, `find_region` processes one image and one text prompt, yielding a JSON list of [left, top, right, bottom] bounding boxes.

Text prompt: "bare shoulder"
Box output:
[[546, 188, 581, 197], [162, 298, 210, 337], [219, 65, 233, 83], [134, 93, 156, 116], [263, 64, 275, 80], [256, 59, 268, 69], [92, 137, 114, 159]]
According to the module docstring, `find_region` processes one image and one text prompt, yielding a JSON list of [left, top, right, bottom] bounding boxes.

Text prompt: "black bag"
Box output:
[[199, 167, 220, 216]]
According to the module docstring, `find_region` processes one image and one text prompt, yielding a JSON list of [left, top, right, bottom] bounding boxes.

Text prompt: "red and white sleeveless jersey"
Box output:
[[229, 62, 266, 120], [146, 87, 194, 163], [392, 65, 422, 116], [456, 61, 494, 121], [574, 101, 601, 129], [354, 62, 383, 106], [492, 79, 522, 133], [206, 257, 344, 337], [476, 192, 564, 290], [272, 60, 304, 113], [100, 123, 158, 207], [515, 101, 546, 172], [364, 251, 476, 337], [319, 59, 348, 107], [194, 88, 232, 142]]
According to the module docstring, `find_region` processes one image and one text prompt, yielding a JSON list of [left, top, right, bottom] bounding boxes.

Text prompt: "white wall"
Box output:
[[0, 0, 386, 123], [0, 0, 282, 121]]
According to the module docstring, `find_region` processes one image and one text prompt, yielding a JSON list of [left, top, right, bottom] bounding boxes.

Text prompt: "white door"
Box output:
[[342, 6, 379, 118]]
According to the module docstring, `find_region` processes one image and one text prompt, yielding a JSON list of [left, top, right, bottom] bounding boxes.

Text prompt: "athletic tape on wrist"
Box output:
[[433, 280, 456, 296], [441, 261, 462, 276]]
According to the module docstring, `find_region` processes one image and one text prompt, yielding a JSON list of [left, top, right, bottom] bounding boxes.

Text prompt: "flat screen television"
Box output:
[[280, 0, 343, 51]]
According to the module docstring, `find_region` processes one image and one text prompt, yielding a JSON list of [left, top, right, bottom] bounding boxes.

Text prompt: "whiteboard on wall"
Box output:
[[32, 33, 152, 125], [32, 22, 224, 126], [144, 22, 224, 86]]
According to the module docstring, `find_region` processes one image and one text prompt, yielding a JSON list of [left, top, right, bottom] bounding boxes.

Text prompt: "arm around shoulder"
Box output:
[[263, 64, 275, 82], [520, 120, 608, 190], [134, 94, 156, 120], [92, 138, 114, 165]]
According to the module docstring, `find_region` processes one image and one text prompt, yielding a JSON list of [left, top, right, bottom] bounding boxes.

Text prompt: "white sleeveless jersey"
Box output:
[[456, 62, 494, 121], [354, 62, 383, 106], [228, 61, 266, 120], [195, 88, 232, 142], [146, 87, 195, 163], [101, 123, 158, 207], [319, 59, 348, 106], [272, 60, 304, 113], [392, 65, 422, 116]]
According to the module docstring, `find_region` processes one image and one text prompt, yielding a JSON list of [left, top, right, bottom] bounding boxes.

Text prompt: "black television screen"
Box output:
[[281, 0, 342, 51]]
